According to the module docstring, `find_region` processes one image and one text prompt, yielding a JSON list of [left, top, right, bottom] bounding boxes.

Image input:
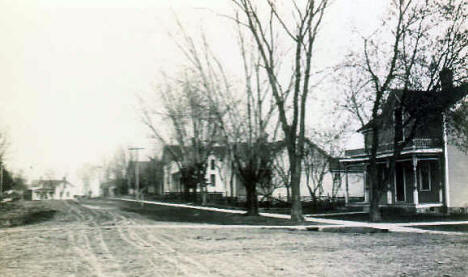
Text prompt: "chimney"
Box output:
[[440, 68, 454, 91]]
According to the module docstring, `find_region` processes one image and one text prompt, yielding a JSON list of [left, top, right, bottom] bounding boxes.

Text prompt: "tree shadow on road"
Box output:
[[117, 200, 315, 226], [0, 201, 56, 228]]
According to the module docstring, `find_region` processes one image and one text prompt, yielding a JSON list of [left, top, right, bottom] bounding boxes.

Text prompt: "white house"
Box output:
[[30, 178, 75, 200], [271, 141, 364, 202], [340, 81, 468, 213], [161, 141, 364, 201], [162, 145, 241, 197]]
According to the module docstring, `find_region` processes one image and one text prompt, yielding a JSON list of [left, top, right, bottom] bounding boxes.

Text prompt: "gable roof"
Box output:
[[162, 144, 228, 164], [127, 160, 164, 174], [128, 161, 152, 171], [161, 145, 184, 164], [31, 179, 72, 190], [358, 84, 468, 133], [161, 139, 338, 172]]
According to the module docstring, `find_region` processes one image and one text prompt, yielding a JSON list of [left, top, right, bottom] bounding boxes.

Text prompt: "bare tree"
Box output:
[[303, 141, 328, 204], [0, 130, 9, 196], [218, 24, 280, 216], [341, 0, 467, 221], [446, 99, 468, 152], [272, 150, 291, 203], [101, 147, 129, 195], [11, 171, 28, 191], [231, 0, 330, 222], [0, 131, 16, 196], [142, 69, 221, 204], [77, 164, 95, 197], [303, 122, 347, 202], [148, 18, 282, 215], [0, 131, 8, 163]]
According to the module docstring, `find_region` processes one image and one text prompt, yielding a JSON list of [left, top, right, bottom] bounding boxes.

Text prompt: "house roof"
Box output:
[[303, 139, 342, 172], [161, 139, 339, 172], [358, 84, 468, 133], [127, 160, 164, 174], [128, 161, 152, 171], [31, 179, 72, 190], [100, 180, 117, 189], [165, 139, 337, 165], [163, 140, 317, 162], [162, 144, 228, 164], [161, 145, 184, 163]]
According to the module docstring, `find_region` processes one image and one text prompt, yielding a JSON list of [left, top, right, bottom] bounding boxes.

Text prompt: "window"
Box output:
[[419, 162, 431, 191], [394, 108, 403, 142], [378, 165, 387, 183], [210, 174, 216, 186], [210, 159, 215, 170], [364, 131, 372, 151], [402, 111, 408, 140]]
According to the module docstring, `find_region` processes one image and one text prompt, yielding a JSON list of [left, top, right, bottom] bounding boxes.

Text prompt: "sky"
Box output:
[[0, 0, 386, 184]]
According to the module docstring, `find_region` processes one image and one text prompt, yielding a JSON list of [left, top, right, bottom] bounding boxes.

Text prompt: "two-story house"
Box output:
[[162, 140, 363, 202], [340, 84, 467, 213], [161, 145, 242, 199]]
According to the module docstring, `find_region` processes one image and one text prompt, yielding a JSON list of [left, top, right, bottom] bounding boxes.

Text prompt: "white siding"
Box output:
[[447, 144, 468, 208]]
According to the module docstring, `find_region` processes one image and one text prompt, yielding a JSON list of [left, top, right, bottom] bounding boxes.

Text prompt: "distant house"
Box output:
[[161, 140, 361, 201], [340, 83, 467, 213], [161, 145, 241, 199], [272, 140, 363, 202], [29, 178, 75, 200]]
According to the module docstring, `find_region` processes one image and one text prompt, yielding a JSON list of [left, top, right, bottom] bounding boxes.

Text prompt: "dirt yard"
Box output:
[[0, 199, 467, 277]]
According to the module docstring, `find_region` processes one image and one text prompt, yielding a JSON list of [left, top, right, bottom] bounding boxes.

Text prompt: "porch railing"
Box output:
[[345, 138, 442, 157]]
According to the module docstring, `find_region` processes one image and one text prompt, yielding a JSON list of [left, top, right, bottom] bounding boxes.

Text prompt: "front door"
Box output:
[[395, 164, 406, 202]]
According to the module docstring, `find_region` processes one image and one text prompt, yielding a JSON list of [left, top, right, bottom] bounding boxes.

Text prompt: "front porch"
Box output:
[[341, 152, 446, 213], [348, 202, 445, 214]]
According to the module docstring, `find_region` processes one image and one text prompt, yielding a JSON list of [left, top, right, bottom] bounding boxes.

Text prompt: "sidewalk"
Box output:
[[113, 198, 468, 235]]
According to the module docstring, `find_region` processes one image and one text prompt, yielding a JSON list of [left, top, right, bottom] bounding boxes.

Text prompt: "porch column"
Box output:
[[364, 170, 369, 203], [439, 187, 443, 204], [345, 167, 349, 205], [412, 156, 419, 205], [438, 159, 443, 203], [386, 160, 393, 204]]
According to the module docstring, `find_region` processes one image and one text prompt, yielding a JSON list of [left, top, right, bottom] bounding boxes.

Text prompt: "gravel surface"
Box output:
[[0, 199, 467, 277]]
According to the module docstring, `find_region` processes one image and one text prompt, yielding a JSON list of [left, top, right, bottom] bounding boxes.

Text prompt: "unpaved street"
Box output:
[[0, 199, 467, 277]]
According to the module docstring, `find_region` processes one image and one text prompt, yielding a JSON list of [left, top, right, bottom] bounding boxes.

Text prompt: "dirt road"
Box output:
[[0, 199, 467, 277]]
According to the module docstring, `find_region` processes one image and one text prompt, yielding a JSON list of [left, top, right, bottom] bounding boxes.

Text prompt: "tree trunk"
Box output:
[[230, 168, 234, 198], [369, 196, 382, 222], [306, 184, 317, 209], [183, 184, 190, 201], [290, 156, 304, 223], [368, 165, 382, 222], [191, 187, 197, 202], [245, 182, 259, 216], [201, 185, 207, 205]]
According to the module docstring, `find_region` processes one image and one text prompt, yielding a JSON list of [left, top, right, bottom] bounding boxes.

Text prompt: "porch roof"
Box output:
[[340, 148, 443, 163]]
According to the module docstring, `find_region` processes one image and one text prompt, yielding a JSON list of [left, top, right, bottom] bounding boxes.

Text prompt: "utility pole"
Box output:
[[128, 147, 144, 203], [0, 162, 3, 199]]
